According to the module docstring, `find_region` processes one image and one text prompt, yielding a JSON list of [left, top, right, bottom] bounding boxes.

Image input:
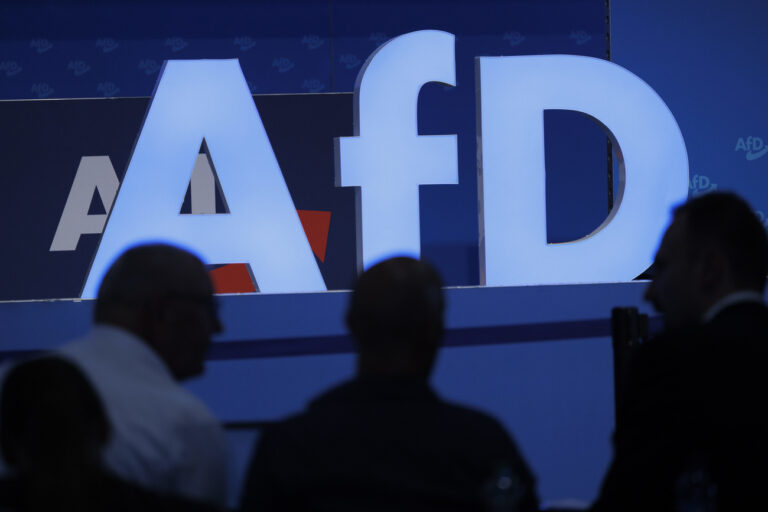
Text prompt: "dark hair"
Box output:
[[674, 192, 768, 291], [346, 257, 444, 347]]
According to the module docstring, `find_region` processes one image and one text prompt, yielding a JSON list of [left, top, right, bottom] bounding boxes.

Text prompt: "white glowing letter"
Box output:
[[82, 59, 325, 298], [477, 55, 689, 286], [336, 30, 458, 270], [51, 156, 119, 251]]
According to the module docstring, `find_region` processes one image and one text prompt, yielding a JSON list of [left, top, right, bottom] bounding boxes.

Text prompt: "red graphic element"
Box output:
[[208, 210, 331, 294], [209, 264, 255, 294], [297, 210, 331, 262]]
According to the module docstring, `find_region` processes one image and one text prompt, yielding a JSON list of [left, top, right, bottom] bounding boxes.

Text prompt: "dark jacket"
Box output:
[[0, 471, 221, 512], [241, 377, 539, 512], [594, 301, 768, 512]]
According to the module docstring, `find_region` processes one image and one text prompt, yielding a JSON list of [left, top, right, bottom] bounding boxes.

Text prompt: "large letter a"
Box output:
[[81, 60, 326, 297]]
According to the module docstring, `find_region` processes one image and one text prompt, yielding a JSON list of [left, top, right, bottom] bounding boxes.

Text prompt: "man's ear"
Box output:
[[140, 295, 166, 348], [698, 246, 729, 291], [425, 320, 443, 349]]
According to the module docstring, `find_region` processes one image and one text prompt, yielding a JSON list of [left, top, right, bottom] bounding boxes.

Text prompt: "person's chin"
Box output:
[[175, 359, 206, 380], [188, 360, 206, 379]]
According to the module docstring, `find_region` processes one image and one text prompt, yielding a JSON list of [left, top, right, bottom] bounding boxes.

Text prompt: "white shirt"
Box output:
[[58, 325, 227, 506]]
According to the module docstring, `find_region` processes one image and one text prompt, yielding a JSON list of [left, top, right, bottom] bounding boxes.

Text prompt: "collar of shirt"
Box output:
[[702, 290, 765, 324], [87, 324, 175, 386]]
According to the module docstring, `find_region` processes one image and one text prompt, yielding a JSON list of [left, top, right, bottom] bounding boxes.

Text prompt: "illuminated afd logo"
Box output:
[[78, 30, 688, 296], [335, 30, 687, 284]]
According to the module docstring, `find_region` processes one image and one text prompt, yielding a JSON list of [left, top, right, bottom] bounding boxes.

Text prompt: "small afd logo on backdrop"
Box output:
[[96, 38, 119, 53], [569, 30, 592, 45], [302, 79, 325, 93], [165, 37, 188, 53], [502, 31, 526, 47], [67, 60, 91, 77], [30, 39, 53, 54], [139, 60, 161, 75], [689, 174, 717, 197], [339, 54, 361, 70], [272, 58, 294, 73], [735, 136, 768, 161], [0, 61, 22, 77], [233, 37, 256, 51], [31, 83, 54, 98], [97, 82, 120, 97], [301, 35, 325, 50], [368, 32, 388, 46]]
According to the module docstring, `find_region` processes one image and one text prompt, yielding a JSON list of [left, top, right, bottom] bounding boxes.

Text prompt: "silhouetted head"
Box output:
[[93, 244, 222, 380], [645, 192, 768, 329], [0, 357, 109, 476], [346, 257, 444, 378]]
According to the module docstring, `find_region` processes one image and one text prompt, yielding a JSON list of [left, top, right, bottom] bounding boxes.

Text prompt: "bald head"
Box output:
[[93, 244, 221, 379], [94, 244, 208, 322], [347, 257, 444, 378]]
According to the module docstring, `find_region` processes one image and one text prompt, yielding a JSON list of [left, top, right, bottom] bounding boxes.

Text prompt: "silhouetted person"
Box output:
[[594, 192, 768, 511], [241, 257, 539, 512], [51, 244, 226, 505], [0, 356, 220, 512]]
